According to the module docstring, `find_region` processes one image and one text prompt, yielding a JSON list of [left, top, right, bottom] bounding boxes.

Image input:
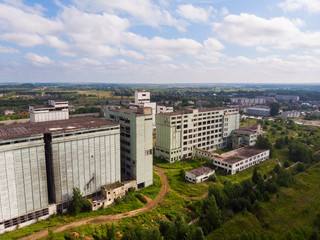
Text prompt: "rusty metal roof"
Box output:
[[0, 117, 118, 140]]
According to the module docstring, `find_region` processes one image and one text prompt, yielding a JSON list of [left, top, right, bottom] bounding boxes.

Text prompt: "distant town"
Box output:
[[1, 83, 320, 239]]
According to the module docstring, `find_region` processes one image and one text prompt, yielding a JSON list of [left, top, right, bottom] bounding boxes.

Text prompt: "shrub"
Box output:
[[208, 174, 217, 182], [135, 194, 147, 203]]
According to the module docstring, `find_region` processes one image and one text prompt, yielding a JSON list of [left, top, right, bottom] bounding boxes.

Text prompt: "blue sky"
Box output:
[[0, 0, 319, 84]]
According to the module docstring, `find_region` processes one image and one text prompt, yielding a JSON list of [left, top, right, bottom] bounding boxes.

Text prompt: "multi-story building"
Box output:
[[130, 92, 156, 131], [155, 108, 240, 163], [232, 125, 263, 149], [106, 107, 153, 188], [29, 100, 69, 122], [246, 107, 270, 116], [275, 95, 299, 103], [0, 117, 121, 232], [280, 111, 300, 118]]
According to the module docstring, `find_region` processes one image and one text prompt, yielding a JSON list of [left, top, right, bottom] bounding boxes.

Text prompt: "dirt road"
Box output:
[[21, 166, 169, 240]]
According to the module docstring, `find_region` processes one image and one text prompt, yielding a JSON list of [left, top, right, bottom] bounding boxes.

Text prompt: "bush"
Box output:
[[135, 194, 147, 203], [208, 174, 217, 182], [283, 161, 290, 168], [296, 162, 307, 172], [128, 187, 135, 193]]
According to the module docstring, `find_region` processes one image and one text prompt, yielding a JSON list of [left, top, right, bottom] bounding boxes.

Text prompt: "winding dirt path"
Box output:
[[20, 166, 169, 240]]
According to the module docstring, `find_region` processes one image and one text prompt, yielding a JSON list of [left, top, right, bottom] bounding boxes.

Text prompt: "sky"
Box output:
[[0, 0, 320, 84]]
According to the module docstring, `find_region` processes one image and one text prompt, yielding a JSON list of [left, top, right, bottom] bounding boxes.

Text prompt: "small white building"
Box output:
[[157, 105, 173, 113], [212, 146, 269, 175], [185, 166, 215, 183], [89, 180, 136, 211]]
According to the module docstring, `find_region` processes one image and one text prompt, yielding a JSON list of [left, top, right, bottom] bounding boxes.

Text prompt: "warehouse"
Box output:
[[0, 117, 121, 232]]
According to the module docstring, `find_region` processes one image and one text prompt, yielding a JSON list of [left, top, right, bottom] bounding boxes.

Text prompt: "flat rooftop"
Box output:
[[234, 125, 258, 134], [0, 117, 118, 140], [108, 107, 152, 115], [187, 166, 214, 177], [214, 146, 267, 164], [159, 107, 238, 116]]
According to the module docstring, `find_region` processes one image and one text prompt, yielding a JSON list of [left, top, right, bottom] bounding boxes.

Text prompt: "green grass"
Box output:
[[154, 157, 205, 170], [207, 162, 320, 239], [165, 170, 212, 197], [138, 171, 162, 199]]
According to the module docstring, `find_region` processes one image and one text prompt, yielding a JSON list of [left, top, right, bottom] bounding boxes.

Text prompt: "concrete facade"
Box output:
[[0, 134, 49, 232], [155, 108, 240, 163], [106, 108, 153, 188], [47, 125, 121, 207]]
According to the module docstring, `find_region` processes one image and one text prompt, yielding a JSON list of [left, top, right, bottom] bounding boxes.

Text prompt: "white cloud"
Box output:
[[72, 0, 184, 30], [214, 13, 320, 51], [24, 53, 53, 66], [279, 0, 320, 13], [177, 4, 214, 22], [0, 44, 20, 54], [203, 38, 225, 51], [220, 7, 229, 16], [256, 46, 269, 53], [124, 33, 203, 56]]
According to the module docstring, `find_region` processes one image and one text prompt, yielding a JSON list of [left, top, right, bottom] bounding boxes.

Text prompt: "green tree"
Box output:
[[269, 102, 281, 116], [255, 135, 274, 158], [67, 187, 91, 215]]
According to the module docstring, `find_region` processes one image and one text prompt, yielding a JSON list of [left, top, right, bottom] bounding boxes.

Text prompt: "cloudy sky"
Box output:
[[0, 0, 319, 84]]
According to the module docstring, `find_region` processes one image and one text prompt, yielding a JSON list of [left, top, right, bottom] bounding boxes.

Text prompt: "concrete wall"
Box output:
[[50, 127, 121, 203], [0, 136, 48, 223], [30, 110, 69, 123]]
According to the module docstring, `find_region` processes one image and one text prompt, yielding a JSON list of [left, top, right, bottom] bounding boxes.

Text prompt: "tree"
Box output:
[[68, 187, 91, 215], [255, 135, 274, 158], [269, 102, 281, 116], [288, 141, 312, 164], [252, 167, 262, 184]]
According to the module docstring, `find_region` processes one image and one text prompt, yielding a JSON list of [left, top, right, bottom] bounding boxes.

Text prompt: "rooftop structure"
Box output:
[[130, 91, 156, 130], [29, 100, 69, 122], [0, 117, 118, 140], [155, 107, 240, 162]]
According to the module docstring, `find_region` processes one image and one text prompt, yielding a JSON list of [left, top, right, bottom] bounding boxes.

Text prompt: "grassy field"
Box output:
[[207, 162, 320, 239]]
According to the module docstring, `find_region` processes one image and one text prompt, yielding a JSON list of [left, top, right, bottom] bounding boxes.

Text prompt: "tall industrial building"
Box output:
[[0, 117, 120, 232], [155, 108, 240, 163], [29, 100, 69, 122], [44, 118, 121, 211], [130, 91, 156, 131], [106, 107, 153, 188]]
